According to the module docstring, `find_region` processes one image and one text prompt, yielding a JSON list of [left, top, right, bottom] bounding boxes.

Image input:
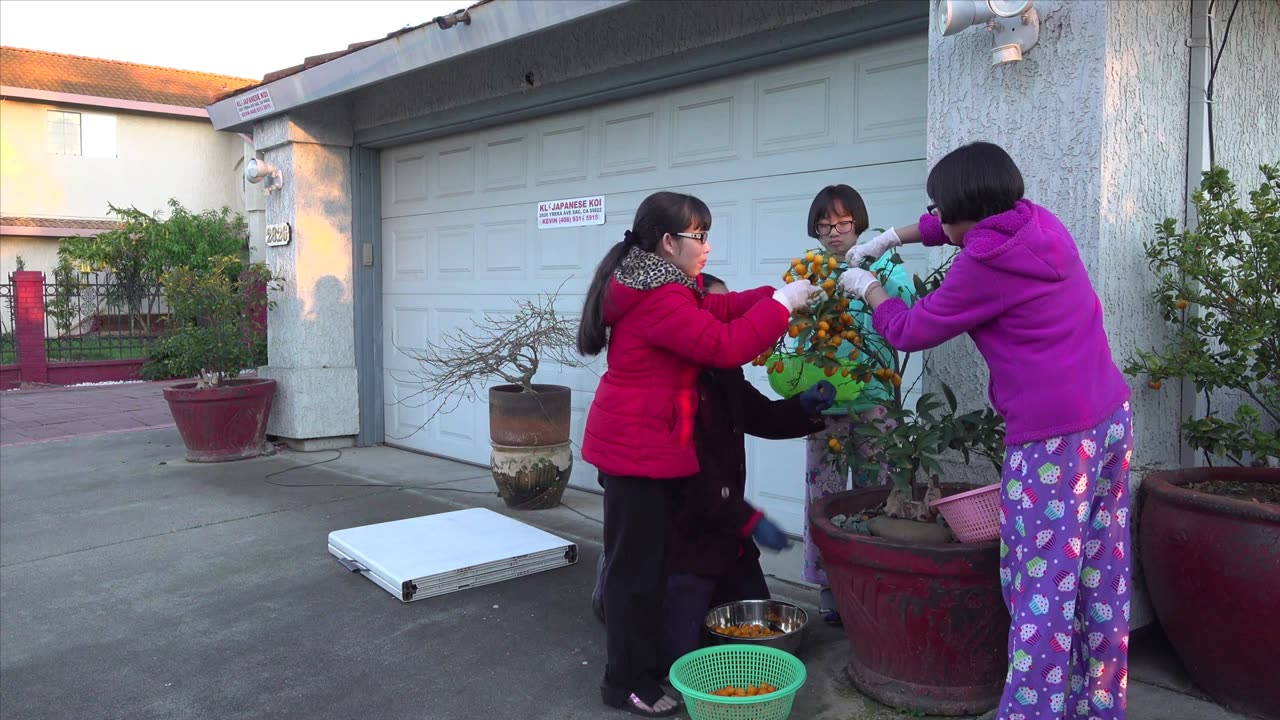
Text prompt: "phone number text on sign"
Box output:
[[537, 196, 605, 229], [235, 88, 275, 120]]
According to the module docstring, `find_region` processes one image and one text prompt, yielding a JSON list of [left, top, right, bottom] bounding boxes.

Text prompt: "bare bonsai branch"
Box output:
[[387, 282, 584, 440]]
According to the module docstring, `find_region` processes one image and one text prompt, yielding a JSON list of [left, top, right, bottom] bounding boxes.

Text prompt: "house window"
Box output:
[[46, 110, 117, 157], [47, 110, 81, 155]]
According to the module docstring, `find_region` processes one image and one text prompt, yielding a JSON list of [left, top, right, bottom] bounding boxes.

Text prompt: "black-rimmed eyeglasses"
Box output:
[[815, 221, 854, 236]]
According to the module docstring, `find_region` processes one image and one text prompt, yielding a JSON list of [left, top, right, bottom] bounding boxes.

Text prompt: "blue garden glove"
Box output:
[[752, 516, 791, 552], [798, 380, 837, 416]]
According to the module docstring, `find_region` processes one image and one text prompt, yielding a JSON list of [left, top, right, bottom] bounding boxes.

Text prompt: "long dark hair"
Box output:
[[926, 141, 1025, 224], [577, 191, 712, 356]]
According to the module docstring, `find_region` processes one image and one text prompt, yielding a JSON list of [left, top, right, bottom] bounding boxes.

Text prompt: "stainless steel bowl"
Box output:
[[704, 599, 809, 655]]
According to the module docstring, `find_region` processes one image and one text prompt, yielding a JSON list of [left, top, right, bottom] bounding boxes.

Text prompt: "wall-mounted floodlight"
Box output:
[[938, 0, 1040, 67]]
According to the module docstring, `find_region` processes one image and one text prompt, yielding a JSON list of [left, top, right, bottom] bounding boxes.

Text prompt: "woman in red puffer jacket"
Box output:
[[578, 191, 814, 717]]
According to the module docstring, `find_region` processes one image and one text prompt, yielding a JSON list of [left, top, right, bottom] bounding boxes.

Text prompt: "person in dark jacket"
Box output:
[[592, 274, 834, 670]]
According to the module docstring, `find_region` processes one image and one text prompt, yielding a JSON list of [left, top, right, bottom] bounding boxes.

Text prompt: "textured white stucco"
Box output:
[[1210, 0, 1280, 192], [1195, 0, 1280, 441], [922, 1, 1210, 473], [1096, 0, 1191, 475], [923, 0, 1243, 629], [255, 113, 359, 442]]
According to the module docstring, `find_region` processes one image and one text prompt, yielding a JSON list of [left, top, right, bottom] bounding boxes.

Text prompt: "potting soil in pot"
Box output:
[[831, 511, 955, 543]]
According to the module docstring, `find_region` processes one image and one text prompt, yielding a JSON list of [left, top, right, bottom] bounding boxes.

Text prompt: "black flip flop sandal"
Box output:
[[601, 684, 680, 718], [819, 587, 842, 626]]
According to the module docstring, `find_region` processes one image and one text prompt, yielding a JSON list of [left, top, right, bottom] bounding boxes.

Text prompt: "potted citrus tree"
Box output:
[[757, 247, 1011, 715], [1126, 164, 1279, 719], [149, 255, 280, 462], [397, 287, 584, 510]]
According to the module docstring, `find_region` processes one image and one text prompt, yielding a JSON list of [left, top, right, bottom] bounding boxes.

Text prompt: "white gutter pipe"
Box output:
[[1180, 0, 1213, 466], [205, 0, 629, 131]]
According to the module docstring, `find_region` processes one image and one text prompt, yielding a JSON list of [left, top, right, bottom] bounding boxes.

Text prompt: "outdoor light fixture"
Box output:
[[245, 156, 283, 194], [434, 8, 472, 30], [938, 0, 1040, 67]]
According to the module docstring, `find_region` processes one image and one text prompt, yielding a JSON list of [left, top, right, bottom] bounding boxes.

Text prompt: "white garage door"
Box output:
[[380, 36, 929, 535]]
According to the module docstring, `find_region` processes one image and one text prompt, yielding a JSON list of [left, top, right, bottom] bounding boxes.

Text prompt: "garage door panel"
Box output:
[[669, 85, 744, 169], [482, 134, 530, 192], [753, 60, 841, 158], [852, 47, 928, 145], [379, 34, 929, 528], [535, 116, 591, 186], [749, 193, 818, 277], [431, 142, 477, 199], [434, 224, 477, 281], [479, 220, 530, 276], [598, 99, 662, 178]]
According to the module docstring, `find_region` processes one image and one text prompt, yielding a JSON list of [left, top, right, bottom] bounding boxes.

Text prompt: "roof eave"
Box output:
[[0, 225, 116, 237], [205, 0, 631, 132], [0, 86, 212, 118]]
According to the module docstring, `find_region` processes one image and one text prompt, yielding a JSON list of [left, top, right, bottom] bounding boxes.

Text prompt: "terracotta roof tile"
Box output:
[[1, 216, 121, 232], [1, 47, 256, 109]]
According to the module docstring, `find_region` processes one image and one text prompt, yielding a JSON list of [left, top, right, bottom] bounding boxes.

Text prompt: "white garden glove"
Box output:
[[846, 228, 902, 267], [773, 279, 820, 313], [839, 268, 881, 300]]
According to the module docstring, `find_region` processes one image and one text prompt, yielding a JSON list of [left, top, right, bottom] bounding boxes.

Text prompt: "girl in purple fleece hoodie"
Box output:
[[841, 142, 1133, 720]]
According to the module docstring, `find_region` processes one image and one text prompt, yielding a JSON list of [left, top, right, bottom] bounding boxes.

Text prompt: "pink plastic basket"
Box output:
[[930, 483, 1001, 543]]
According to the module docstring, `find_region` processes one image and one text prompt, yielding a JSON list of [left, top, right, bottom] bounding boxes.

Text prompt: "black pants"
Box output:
[[662, 555, 771, 667], [600, 472, 683, 699]]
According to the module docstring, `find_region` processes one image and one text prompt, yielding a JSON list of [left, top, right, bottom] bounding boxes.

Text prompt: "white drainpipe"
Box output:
[[1180, 0, 1212, 466]]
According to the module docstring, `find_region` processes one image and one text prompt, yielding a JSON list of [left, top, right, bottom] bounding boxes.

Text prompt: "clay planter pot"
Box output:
[[163, 378, 276, 462], [1139, 467, 1280, 720], [488, 384, 572, 510], [811, 484, 1008, 716]]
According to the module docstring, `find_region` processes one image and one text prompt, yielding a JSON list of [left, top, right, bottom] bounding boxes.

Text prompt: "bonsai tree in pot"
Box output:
[[148, 255, 281, 462], [398, 287, 585, 510], [760, 248, 1007, 529], [1125, 164, 1279, 719], [759, 245, 1011, 715]]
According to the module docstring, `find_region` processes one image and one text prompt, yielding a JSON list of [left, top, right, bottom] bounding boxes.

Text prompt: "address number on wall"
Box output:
[[265, 223, 291, 247]]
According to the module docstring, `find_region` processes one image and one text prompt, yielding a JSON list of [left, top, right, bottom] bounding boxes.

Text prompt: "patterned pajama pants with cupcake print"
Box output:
[[996, 401, 1134, 720]]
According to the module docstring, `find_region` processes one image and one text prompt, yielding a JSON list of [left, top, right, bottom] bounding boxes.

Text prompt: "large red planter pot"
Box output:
[[1139, 467, 1280, 720], [811, 485, 1009, 716], [163, 378, 277, 462]]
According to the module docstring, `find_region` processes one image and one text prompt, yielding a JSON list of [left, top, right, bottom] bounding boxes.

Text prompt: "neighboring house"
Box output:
[[0, 47, 259, 281], [203, 0, 1277, 583]]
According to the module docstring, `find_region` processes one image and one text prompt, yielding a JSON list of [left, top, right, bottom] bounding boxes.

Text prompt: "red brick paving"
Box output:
[[0, 381, 180, 447]]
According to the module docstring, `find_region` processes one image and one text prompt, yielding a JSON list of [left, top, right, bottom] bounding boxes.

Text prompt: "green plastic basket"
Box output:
[[668, 645, 807, 720]]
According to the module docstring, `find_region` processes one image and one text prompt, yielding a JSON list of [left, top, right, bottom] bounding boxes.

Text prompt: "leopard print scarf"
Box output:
[[614, 246, 700, 294]]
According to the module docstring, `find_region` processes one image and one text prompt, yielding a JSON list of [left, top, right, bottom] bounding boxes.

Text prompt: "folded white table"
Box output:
[[328, 508, 578, 602]]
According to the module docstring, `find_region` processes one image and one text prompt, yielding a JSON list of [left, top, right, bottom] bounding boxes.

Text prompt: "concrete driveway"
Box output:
[[0, 428, 1250, 720]]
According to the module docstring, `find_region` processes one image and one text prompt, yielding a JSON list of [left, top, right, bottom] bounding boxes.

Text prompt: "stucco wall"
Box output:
[[1210, 0, 1280, 193], [924, 0, 1194, 474], [0, 235, 60, 281], [348, 0, 876, 132], [924, 0, 1236, 629], [1196, 0, 1280, 443], [1096, 1, 1191, 474], [255, 112, 359, 443], [0, 100, 246, 221]]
